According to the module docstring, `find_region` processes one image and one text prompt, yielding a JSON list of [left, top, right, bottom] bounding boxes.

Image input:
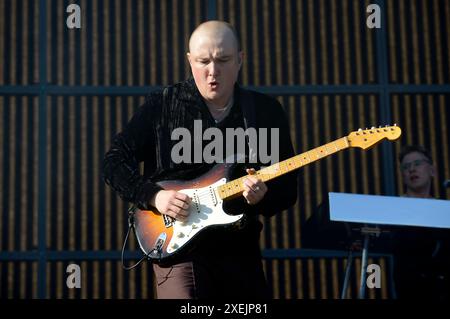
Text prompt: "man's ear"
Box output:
[[187, 52, 192, 66]]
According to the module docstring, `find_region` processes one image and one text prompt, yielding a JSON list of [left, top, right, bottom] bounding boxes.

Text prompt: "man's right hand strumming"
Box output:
[[150, 190, 192, 221]]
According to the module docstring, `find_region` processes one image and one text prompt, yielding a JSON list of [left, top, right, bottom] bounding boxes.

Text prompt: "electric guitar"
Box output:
[[132, 125, 402, 263]]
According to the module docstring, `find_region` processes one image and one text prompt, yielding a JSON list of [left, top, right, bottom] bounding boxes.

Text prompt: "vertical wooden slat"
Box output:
[[323, 96, 333, 193], [285, 0, 293, 85], [141, 260, 148, 298], [46, 0, 52, 83], [421, 0, 432, 84], [117, 262, 123, 298], [81, 97, 87, 250], [81, 261, 87, 298], [319, 259, 327, 298], [22, 0, 28, 84], [353, 0, 362, 84], [239, 0, 248, 85], [137, 0, 144, 85], [358, 96, 369, 194], [331, 259, 339, 299], [410, 0, 420, 84], [8, 98, 16, 251], [35, 1, 41, 84], [183, 0, 190, 78], [20, 97, 28, 251], [69, 97, 76, 250], [115, 97, 124, 249], [0, 0, 4, 85], [93, 97, 100, 251], [272, 259, 279, 298], [103, 0, 110, 86], [105, 261, 112, 298], [56, 97, 64, 251], [445, 2, 450, 79], [150, 0, 156, 84], [307, 0, 317, 84], [296, 259, 303, 298], [342, 0, 351, 84], [312, 96, 322, 206], [251, 0, 259, 85], [46, 97, 52, 248], [370, 95, 381, 194], [172, 0, 180, 82], [331, 0, 339, 84], [0, 97, 2, 250], [335, 96, 345, 193], [126, 0, 133, 85], [114, 0, 121, 85], [262, 0, 270, 85], [307, 259, 315, 298], [105, 97, 112, 251], [274, 0, 282, 84], [69, 6, 75, 85], [0, 97, 3, 250], [399, 0, 409, 84], [283, 260, 291, 298], [10, 0, 16, 84], [56, 261, 63, 298], [300, 95, 311, 224], [78, 0, 87, 85], [433, 0, 444, 84], [319, 0, 328, 84], [365, 0, 375, 83], [57, 0, 63, 84], [93, 262, 99, 298], [161, 1, 168, 85]]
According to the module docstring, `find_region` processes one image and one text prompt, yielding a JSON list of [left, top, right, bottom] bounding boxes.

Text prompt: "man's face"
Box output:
[[400, 151, 435, 192], [187, 30, 242, 108]]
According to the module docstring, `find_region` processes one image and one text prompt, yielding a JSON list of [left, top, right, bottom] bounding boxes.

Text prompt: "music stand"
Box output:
[[329, 192, 450, 299]]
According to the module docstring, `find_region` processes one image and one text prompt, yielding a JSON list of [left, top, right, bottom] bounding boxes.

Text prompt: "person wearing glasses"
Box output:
[[393, 145, 449, 300], [399, 145, 435, 198]]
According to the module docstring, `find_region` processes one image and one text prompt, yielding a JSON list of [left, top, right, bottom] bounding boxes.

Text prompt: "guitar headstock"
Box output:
[[347, 125, 402, 149]]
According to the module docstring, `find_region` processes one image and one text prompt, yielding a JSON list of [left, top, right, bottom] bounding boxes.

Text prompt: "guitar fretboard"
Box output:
[[216, 136, 350, 200]]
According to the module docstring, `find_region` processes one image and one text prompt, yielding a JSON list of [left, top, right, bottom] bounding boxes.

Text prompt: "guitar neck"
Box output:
[[216, 136, 350, 200]]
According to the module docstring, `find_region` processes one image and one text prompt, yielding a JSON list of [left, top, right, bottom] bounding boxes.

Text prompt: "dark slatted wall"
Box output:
[[1, 0, 449, 299]]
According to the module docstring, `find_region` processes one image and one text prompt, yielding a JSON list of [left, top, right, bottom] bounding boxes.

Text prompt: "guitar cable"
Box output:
[[121, 205, 148, 271]]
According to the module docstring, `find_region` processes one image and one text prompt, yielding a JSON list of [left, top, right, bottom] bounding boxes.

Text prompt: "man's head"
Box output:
[[187, 20, 243, 108], [399, 145, 435, 197]]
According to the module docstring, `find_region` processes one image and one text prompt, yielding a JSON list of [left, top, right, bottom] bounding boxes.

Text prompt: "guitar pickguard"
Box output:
[[165, 178, 244, 254]]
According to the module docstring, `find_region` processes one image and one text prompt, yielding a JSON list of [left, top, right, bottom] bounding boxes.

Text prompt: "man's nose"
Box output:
[[208, 61, 219, 76]]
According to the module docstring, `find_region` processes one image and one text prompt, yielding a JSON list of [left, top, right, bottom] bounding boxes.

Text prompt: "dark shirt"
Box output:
[[103, 78, 298, 257]]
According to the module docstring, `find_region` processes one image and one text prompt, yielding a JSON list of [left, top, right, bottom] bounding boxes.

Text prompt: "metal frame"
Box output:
[[1, 0, 449, 299]]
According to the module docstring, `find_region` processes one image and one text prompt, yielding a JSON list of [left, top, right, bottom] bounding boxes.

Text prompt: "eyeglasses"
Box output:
[[400, 159, 431, 171]]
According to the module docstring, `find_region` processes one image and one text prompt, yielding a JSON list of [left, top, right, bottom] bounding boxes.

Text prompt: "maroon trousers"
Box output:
[[153, 254, 270, 299]]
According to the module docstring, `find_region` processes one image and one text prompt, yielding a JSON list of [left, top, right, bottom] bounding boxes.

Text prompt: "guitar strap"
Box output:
[[239, 88, 257, 163]]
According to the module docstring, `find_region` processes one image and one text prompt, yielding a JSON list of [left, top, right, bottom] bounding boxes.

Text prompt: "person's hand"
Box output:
[[242, 168, 267, 205], [150, 190, 191, 221]]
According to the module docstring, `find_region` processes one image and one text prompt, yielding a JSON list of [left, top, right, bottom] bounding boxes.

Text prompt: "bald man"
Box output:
[[103, 21, 298, 299]]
